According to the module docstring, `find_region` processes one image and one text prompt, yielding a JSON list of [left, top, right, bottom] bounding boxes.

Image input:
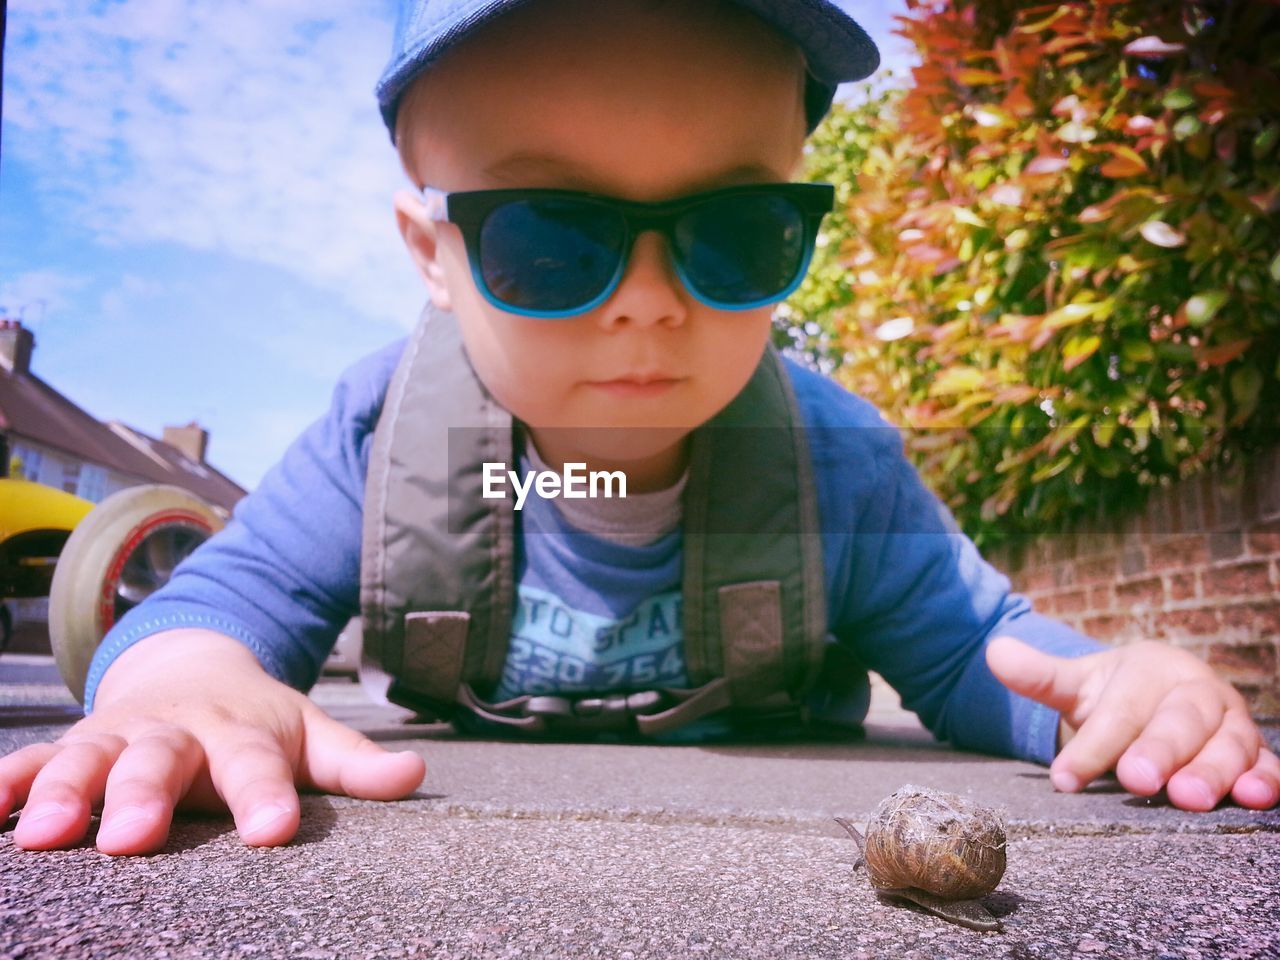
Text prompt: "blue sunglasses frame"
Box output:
[[420, 181, 835, 319]]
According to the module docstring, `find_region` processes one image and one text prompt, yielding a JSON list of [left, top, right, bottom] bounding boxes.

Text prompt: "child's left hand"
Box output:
[[986, 635, 1280, 811]]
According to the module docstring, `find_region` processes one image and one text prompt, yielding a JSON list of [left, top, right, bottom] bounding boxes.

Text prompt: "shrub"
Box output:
[[783, 0, 1280, 548]]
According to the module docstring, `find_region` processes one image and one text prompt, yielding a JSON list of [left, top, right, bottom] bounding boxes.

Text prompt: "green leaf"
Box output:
[[1044, 299, 1112, 329], [1093, 418, 1118, 448], [1162, 88, 1196, 110], [1173, 115, 1202, 140], [1030, 455, 1073, 483], [1269, 250, 1280, 284], [1005, 228, 1031, 251], [931, 366, 986, 395], [1183, 418, 1206, 448], [1121, 339, 1156, 363], [1157, 343, 1192, 363], [1131, 408, 1152, 452], [1063, 334, 1102, 371], [1256, 124, 1280, 157], [1092, 448, 1123, 477], [1230, 364, 1263, 420], [1185, 290, 1230, 326]]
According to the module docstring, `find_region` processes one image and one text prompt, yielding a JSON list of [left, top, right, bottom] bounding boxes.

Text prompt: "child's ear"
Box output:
[[393, 189, 453, 311]]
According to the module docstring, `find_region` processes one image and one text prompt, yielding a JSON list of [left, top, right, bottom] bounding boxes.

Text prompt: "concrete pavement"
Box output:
[[2, 656, 1278, 959]]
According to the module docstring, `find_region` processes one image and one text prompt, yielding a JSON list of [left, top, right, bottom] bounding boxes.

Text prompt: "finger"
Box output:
[[298, 707, 425, 800], [13, 735, 126, 851], [1114, 684, 1223, 796], [1050, 678, 1163, 792], [1231, 747, 1280, 811], [985, 635, 1094, 714], [96, 728, 205, 856], [1165, 709, 1262, 812], [0, 742, 61, 820], [203, 730, 301, 847]]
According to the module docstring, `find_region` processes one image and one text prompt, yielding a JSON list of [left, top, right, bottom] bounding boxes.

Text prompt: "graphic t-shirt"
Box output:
[[492, 440, 690, 701]]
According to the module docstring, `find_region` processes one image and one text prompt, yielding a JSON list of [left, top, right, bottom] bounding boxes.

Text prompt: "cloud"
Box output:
[[7, 0, 425, 331], [0, 269, 92, 330]]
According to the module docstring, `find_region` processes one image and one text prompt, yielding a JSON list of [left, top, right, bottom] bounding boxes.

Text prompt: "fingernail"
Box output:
[[1186, 778, 1217, 810], [22, 802, 71, 825], [1130, 756, 1162, 791], [245, 804, 290, 835], [98, 805, 154, 839], [1051, 769, 1080, 793]]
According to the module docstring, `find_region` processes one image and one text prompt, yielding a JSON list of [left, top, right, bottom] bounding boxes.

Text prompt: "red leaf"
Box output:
[[1003, 85, 1036, 117], [992, 385, 1040, 405], [1058, 50, 1096, 66], [955, 68, 1005, 85], [1196, 339, 1252, 367], [1215, 128, 1237, 162], [1044, 34, 1091, 54], [1249, 188, 1280, 215], [1078, 203, 1111, 223], [1192, 81, 1235, 99], [1098, 146, 1149, 178], [1025, 154, 1071, 174], [905, 243, 950, 263]]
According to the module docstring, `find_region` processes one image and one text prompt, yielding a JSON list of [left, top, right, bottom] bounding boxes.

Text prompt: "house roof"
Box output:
[[0, 366, 246, 514]]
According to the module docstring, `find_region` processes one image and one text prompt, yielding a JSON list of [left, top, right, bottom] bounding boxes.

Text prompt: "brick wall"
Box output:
[[989, 445, 1280, 718]]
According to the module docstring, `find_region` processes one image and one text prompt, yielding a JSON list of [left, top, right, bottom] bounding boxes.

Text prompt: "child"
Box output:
[[3, 0, 1276, 857]]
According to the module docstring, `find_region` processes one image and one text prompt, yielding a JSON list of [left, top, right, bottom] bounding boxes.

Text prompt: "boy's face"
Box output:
[[394, 0, 808, 489]]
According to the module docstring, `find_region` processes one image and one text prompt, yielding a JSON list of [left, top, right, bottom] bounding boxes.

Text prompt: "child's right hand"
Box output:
[[0, 629, 426, 855]]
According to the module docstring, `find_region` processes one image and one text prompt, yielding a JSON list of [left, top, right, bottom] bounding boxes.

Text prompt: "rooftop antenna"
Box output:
[[18, 300, 48, 325]]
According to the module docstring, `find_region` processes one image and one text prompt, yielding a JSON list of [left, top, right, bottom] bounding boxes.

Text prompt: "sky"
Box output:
[[1, 0, 916, 491]]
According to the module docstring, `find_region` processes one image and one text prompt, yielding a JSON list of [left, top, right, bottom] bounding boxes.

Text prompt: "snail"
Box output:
[[834, 784, 1007, 932]]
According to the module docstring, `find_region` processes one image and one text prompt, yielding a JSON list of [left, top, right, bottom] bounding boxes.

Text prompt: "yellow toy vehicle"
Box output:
[[0, 479, 94, 586], [0, 479, 95, 652], [36, 482, 360, 701]]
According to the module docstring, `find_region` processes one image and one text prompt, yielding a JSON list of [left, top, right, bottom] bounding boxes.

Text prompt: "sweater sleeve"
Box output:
[[831, 425, 1105, 766], [82, 339, 405, 713]]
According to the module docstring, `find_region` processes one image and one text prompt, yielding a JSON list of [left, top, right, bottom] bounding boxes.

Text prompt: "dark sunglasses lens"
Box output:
[[478, 199, 625, 312], [674, 194, 806, 304]]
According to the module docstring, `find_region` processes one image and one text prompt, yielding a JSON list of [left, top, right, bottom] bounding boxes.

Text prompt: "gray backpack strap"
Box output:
[[679, 344, 827, 706], [398, 612, 470, 706], [360, 304, 515, 714], [636, 581, 785, 735]]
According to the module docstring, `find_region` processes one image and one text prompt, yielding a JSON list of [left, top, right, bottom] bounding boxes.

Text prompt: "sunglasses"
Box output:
[[420, 181, 835, 319]]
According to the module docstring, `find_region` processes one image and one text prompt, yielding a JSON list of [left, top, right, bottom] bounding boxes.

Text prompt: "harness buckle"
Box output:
[[521, 690, 669, 732]]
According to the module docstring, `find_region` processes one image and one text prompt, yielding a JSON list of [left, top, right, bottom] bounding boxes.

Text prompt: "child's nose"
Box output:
[[598, 230, 687, 328], [629, 229, 680, 277]]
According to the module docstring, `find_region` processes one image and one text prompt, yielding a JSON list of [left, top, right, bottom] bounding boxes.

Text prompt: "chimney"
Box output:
[[0, 319, 35, 375], [163, 421, 209, 464]]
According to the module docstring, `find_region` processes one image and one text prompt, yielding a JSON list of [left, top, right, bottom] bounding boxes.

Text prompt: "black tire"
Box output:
[[48, 485, 223, 703], [0, 603, 11, 654]]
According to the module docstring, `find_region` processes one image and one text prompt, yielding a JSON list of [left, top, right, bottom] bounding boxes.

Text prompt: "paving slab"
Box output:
[[3, 801, 1277, 959], [2, 661, 1278, 959]]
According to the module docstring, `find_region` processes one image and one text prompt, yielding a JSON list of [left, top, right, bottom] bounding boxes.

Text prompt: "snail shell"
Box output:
[[836, 784, 1007, 932]]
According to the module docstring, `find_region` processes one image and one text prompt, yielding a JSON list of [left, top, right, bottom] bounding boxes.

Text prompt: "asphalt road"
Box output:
[[2, 652, 1278, 959]]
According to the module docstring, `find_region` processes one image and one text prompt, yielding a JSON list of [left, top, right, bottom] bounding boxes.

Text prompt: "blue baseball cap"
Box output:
[[375, 0, 880, 144]]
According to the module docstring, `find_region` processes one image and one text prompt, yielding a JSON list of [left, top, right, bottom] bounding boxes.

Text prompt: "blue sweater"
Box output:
[[84, 339, 1102, 764]]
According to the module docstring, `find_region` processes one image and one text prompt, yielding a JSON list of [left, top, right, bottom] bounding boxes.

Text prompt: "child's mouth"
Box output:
[[586, 376, 684, 397]]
